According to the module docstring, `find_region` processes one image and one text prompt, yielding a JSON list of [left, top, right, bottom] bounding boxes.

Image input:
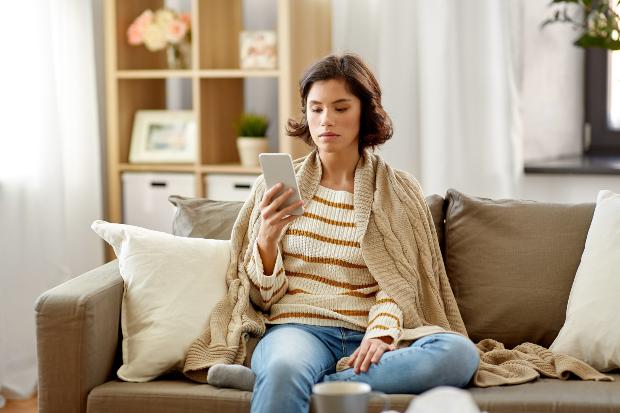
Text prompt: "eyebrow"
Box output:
[[308, 99, 352, 105]]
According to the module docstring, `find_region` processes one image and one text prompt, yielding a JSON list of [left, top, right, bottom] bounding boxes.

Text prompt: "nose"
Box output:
[[320, 109, 334, 126]]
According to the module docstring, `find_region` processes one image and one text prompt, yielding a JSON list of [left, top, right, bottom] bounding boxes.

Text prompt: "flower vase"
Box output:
[[166, 42, 191, 70]]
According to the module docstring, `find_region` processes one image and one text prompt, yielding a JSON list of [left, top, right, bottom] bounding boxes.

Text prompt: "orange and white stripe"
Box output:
[[247, 185, 403, 342]]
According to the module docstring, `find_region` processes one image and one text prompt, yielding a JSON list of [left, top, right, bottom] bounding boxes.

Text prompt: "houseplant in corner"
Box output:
[[542, 0, 620, 50], [235, 113, 269, 167]]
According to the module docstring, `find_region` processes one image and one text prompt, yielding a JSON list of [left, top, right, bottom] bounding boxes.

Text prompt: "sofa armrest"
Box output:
[[35, 260, 123, 413]]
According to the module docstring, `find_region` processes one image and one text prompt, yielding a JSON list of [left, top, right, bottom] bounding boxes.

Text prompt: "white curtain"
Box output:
[[332, 0, 523, 198], [0, 0, 104, 403]]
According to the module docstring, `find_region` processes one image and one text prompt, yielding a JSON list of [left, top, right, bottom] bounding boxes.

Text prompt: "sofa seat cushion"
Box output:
[[470, 374, 620, 413], [88, 375, 620, 413], [87, 379, 414, 413], [87, 379, 253, 413]]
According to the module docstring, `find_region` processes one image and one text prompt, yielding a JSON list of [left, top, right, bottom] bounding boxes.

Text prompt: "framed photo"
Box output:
[[129, 110, 197, 163], [239, 31, 277, 70]]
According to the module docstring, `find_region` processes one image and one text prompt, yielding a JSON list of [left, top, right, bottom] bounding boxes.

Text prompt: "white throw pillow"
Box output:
[[550, 190, 620, 371], [91, 220, 230, 382]]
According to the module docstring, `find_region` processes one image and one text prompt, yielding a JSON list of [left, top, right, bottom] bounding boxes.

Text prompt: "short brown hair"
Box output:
[[286, 53, 393, 152]]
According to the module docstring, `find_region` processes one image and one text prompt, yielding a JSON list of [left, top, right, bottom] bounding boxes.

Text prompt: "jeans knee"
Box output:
[[259, 357, 312, 387], [439, 334, 479, 385]]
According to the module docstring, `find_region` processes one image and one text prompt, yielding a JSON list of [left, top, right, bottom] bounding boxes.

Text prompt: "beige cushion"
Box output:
[[444, 189, 595, 349], [91, 221, 230, 382], [550, 190, 620, 371], [169, 195, 243, 239]]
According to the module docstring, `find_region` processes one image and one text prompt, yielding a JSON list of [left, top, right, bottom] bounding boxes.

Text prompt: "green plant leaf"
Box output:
[[234, 113, 269, 137]]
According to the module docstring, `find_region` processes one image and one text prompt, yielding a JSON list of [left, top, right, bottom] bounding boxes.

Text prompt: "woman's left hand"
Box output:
[[348, 337, 396, 374]]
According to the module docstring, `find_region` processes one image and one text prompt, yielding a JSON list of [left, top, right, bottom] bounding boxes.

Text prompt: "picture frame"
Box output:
[[129, 110, 197, 163], [239, 30, 277, 70]]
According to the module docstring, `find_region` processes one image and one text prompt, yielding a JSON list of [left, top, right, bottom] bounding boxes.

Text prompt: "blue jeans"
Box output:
[[250, 323, 480, 413]]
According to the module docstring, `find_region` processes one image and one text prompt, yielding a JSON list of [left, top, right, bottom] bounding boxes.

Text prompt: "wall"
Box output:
[[518, 174, 620, 203]]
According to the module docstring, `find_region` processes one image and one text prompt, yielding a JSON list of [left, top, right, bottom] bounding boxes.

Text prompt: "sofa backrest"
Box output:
[[443, 189, 595, 349], [170, 191, 596, 349]]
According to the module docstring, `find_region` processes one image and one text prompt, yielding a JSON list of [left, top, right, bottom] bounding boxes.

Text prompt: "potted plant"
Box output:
[[542, 0, 620, 50], [235, 113, 269, 167]]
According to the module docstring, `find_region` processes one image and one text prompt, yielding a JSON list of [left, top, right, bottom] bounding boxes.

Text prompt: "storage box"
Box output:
[[122, 172, 196, 233], [205, 173, 258, 202]]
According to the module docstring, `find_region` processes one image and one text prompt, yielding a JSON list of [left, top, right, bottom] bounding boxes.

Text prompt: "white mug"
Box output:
[[312, 381, 390, 413]]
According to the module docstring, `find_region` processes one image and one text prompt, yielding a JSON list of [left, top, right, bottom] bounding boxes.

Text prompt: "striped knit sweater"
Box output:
[[246, 185, 403, 342]]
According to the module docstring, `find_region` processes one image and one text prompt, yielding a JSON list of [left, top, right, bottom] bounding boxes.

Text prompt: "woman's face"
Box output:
[[306, 78, 361, 156]]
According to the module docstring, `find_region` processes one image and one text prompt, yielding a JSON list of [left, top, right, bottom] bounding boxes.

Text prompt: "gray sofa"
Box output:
[[35, 189, 620, 413]]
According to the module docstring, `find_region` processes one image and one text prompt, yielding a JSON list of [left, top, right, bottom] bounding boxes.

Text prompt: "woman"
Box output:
[[201, 53, 480, 413]]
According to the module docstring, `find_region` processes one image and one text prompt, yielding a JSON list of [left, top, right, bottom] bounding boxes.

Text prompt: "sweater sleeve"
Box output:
[[246, 240, 288, 311], [364, 289, 403, 343]]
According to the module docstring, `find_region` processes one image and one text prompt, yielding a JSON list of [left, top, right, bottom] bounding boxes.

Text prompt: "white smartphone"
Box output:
[[258, 153, 304, 216]]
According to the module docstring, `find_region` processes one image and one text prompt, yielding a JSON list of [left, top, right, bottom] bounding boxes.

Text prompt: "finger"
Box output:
[[360, 345, 377, 373], [261, 188, 292, 219], [354, 342, 371, 374], [276, 213, 299, 228], [274, 199, 304, 220], [261, 182, 283, 207], [370, 346, 387, 364], [348, 348, 360, 366]]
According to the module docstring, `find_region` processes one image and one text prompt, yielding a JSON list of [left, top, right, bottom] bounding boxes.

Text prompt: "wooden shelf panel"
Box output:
[[117, 163, 261, 174], [117, 70, 194, 79], [198, 0, 242, 69], [119, 163, 197, 172], [198, 69, 280, 78], [115, 69, 280, 79], [200, 164, 261, 174]]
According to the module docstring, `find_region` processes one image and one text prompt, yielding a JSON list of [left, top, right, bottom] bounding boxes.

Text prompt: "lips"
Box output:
[[319, 132, 339, 137]]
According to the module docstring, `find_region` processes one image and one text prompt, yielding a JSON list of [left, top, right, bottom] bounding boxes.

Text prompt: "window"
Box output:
[[585, 47, 620, 155]]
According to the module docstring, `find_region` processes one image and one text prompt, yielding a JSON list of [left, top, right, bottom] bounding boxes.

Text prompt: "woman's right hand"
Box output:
[[257, 182, 304, 249]]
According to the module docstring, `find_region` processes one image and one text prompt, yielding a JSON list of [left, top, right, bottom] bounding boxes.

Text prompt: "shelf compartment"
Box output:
[[117, 78, 194, 164], [197, 0, 242, 69], [199, 78, 244, 165], [115, 0, 195, 71], [116, 0, 166, 70]]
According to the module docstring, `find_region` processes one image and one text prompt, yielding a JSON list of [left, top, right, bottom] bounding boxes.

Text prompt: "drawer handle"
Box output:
[[234, 184, 251, 189], [151, 181, 167, 187]]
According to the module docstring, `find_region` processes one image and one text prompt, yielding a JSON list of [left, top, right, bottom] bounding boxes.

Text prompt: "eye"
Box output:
[[311, 107, 323, 113], [336, 107, 349, 112]]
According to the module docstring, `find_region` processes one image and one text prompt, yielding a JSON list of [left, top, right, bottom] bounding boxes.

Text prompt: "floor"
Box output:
[[2, 396, 37, 413]]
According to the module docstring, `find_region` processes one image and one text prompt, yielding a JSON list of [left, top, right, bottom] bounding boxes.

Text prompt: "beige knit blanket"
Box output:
[[183, 148, 611, 387]]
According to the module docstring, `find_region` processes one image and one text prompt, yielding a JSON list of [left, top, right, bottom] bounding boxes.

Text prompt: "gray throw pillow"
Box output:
[[168, 195, 243, 240], [444, 189, 595, 349]]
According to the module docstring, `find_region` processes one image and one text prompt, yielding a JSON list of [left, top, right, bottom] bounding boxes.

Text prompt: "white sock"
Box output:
[[207, 364, 256, 391]]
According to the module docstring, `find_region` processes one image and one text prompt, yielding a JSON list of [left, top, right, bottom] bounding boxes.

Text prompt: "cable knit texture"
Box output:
[[246, 184, 403, 343], [183, 148, 612, 387]]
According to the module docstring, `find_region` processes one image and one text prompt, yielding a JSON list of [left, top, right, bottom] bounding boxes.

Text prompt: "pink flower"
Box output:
[[127, 9, 154, 46], [179, 13, 191, 30], [165, 19, 188, 44]]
